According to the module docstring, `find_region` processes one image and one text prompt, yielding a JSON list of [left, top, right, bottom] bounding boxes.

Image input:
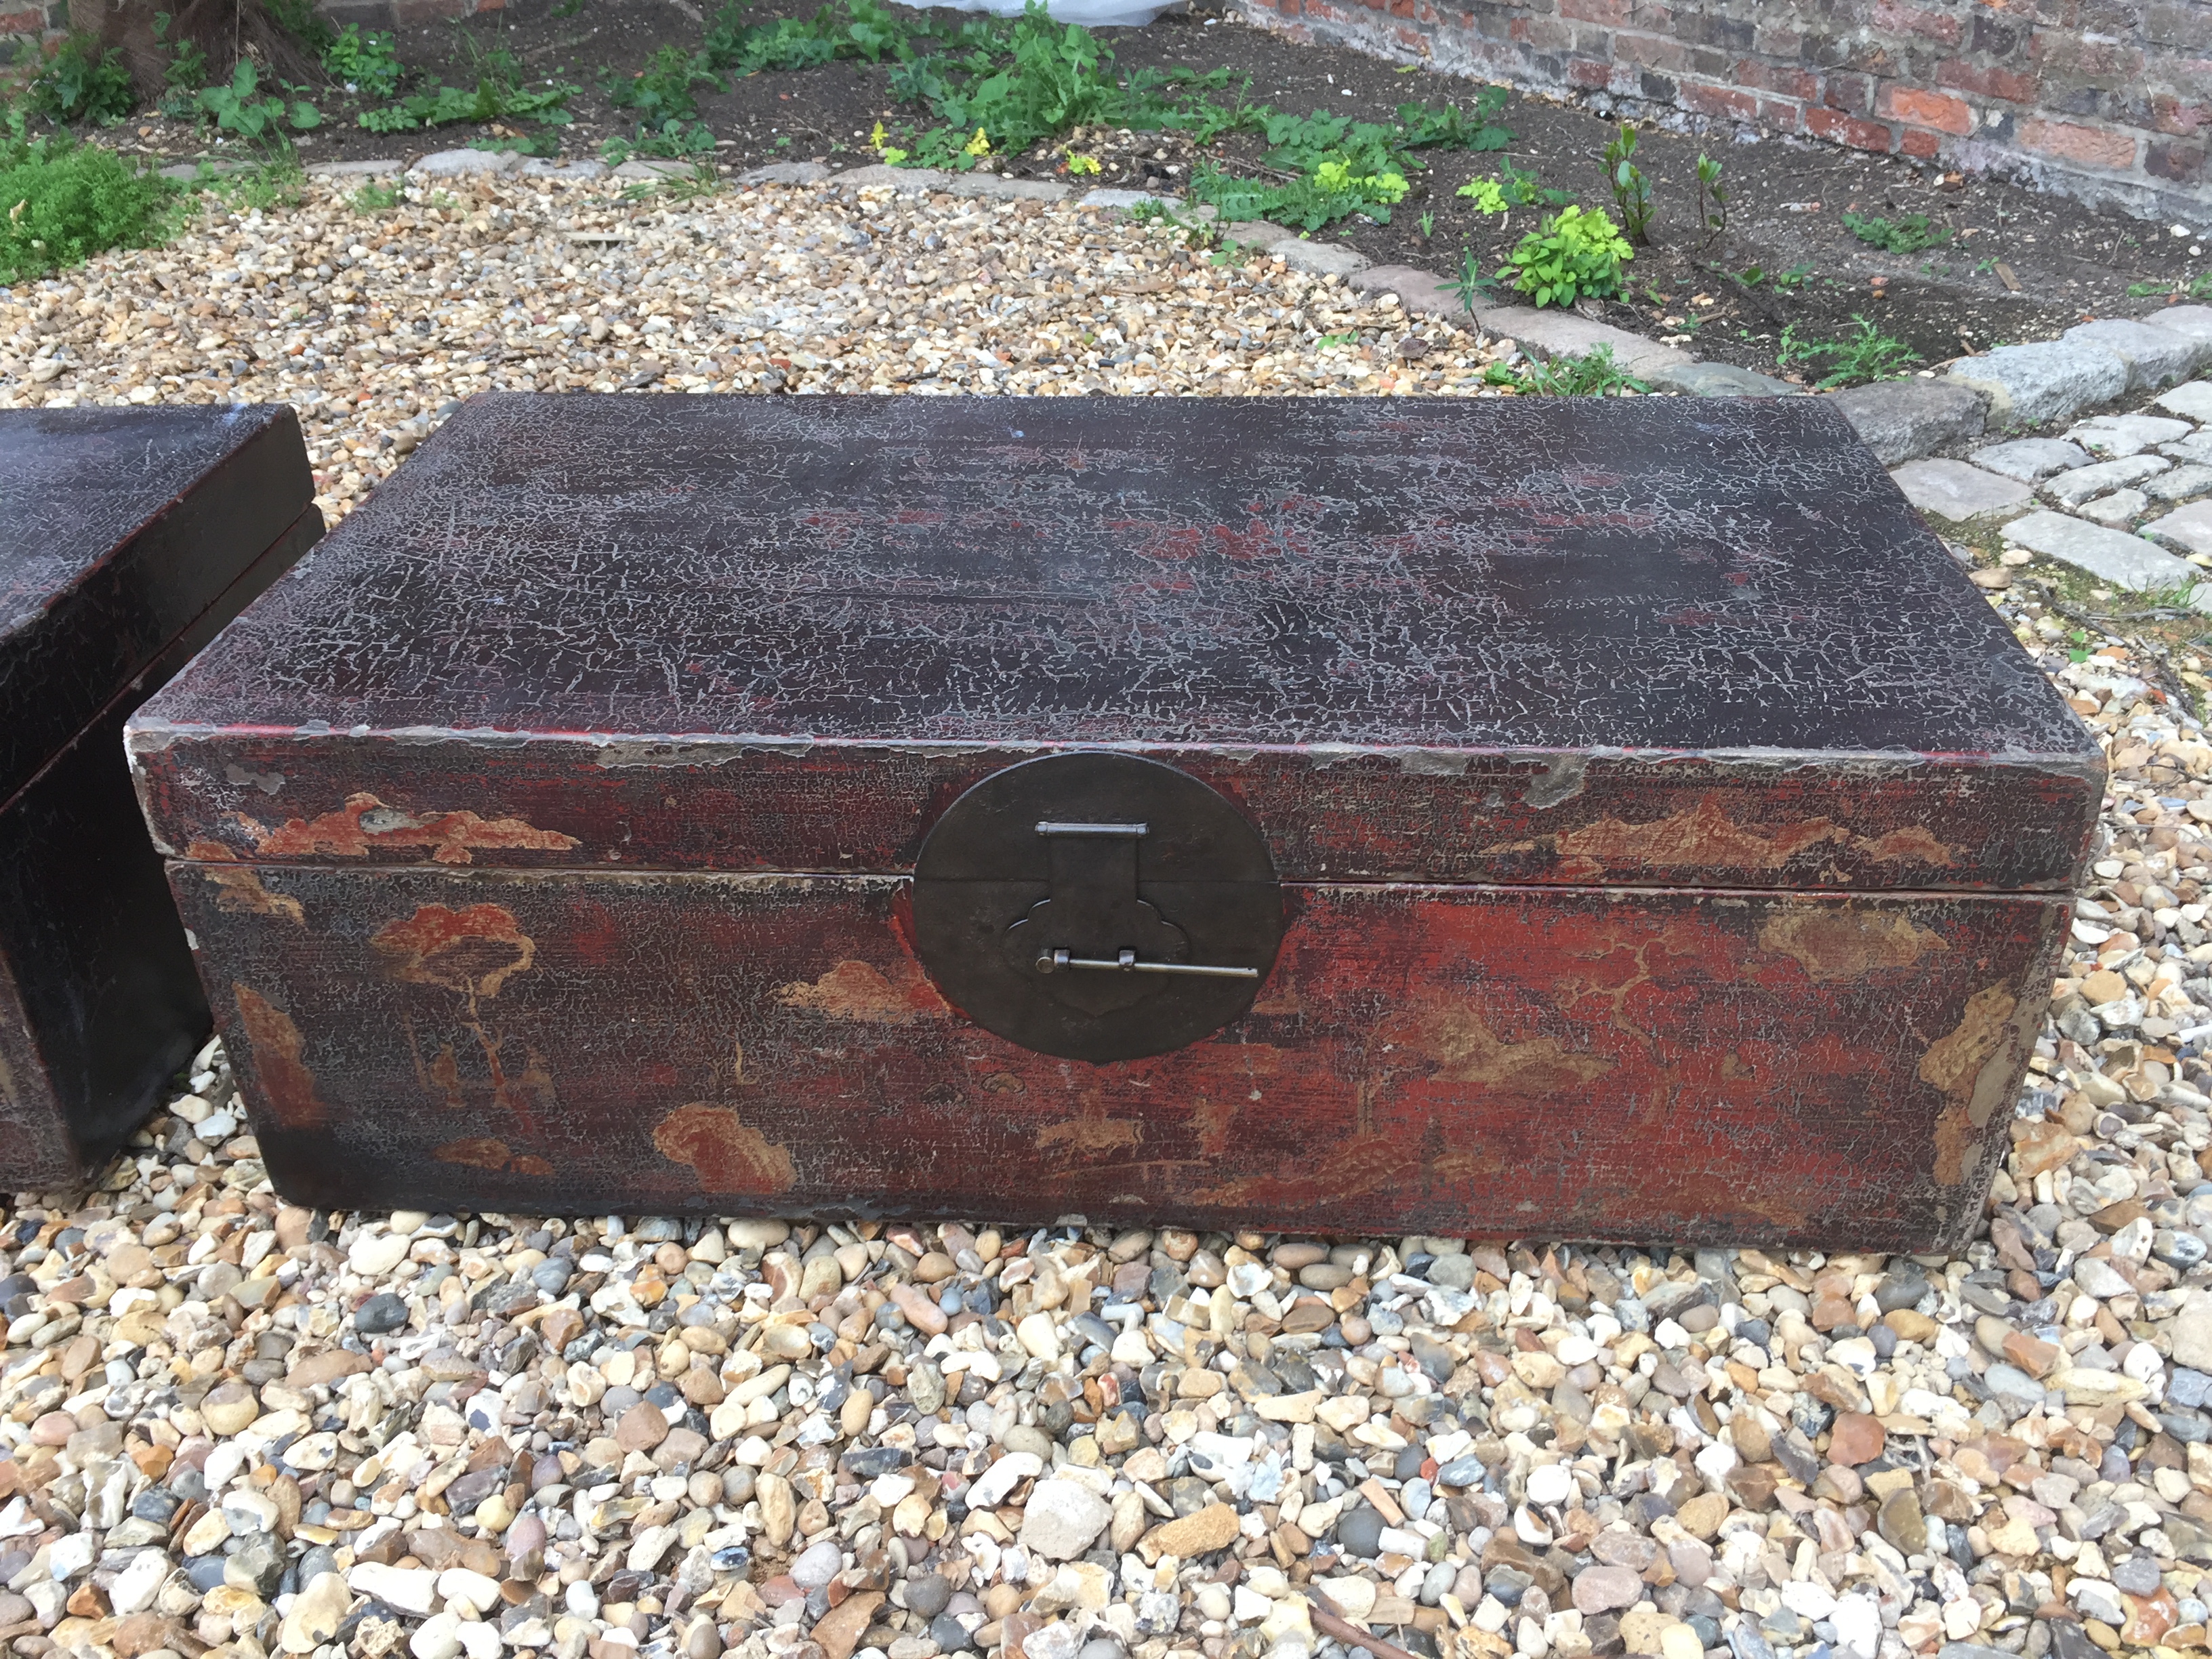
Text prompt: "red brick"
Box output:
[[1805, 106, 1897, 150], [2150, 94, 2206, 137], [1880, 83, 1975, 133], [1872, 0, 1961, 45], [0, 7, 40, 28], [1615, 30, 1692, 72], [1824, 73, 1877, 115], [1566, 55, 1616, 87], [1679, 81, 1759, 121], [1936, 58, 2039, 104], [2146, 139, 2205, 182], [1559, 0, 1635, 24], [1737, 58, 1821, 100], [2018, 115, 2139, 168], [1900, 125, 1942, 157]]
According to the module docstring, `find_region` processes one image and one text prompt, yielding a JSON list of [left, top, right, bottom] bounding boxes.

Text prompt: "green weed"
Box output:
[[153, 14, 208, 118], [1500, 203, 1631, 308], [0, 112, 177, 283], [359, 55, 573, 132], [1775, 313, 1921, 388], [1841, 210, 1948, 253], [607, 43, 722, 124], [603, 117, 715, 161], [1515, 343, 1647, 396], [27, 34, 136, 125], [350, 175, 407, 210], [323, 24, 403, 98], [1455, 157, 1568, 215], [196, 61, 319, 142], [1600, 121, 1650, 243], [1693, 152, 1723, 247], [1446, 245, 1498, 319]]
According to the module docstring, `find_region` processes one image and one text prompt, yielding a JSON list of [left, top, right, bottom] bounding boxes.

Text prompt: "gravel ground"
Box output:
[[0, 172, 1507, 524], [9, 170, 2212, 1659]]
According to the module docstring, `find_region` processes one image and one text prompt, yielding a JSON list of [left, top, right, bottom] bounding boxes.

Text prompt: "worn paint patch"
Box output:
[[1920, 982, 2022, 1185], [1855, 825, 1959, 867], [653, 1104, 796, 1193], [1757, 909, 1946, 983], [231, 985, 326, 1130], [183, 837, 239, 863], [1418, 1008, 1616, 1090], [1523, 755, 1588, 810], [776, 958, 950, 1023], [434, 1136, 554, 1178], [253, 792, 579, 865], [1037, 1113, 1143, 1156], [203, 866, 305, 925], [1193, 1131, 1408, 1208], [371, 904, 535, 1000], [1547, 796, 1847, 873]]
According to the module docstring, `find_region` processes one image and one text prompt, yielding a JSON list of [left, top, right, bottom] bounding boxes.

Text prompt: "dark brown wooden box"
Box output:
[[0, 405, 320, 1189], [129, 394, 2100, 1248]]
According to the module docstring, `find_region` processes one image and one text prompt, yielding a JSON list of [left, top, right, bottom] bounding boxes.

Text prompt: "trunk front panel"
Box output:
[[176, 865, 2067, 1250]]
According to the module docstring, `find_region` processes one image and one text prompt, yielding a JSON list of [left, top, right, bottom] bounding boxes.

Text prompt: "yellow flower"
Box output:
[[869, 120, 888, 151], [964, 127, 991, 157], [1065, 151, 1100, 176]]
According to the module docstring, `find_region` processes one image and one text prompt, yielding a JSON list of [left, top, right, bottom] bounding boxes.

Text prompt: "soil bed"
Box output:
[[96, 0, 2212, 380]]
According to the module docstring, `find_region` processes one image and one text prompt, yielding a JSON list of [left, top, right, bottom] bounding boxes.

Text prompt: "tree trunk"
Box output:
[[71, 0, 323, 106]]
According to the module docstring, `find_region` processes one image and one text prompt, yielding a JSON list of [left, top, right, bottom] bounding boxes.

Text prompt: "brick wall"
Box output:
[[1234, 0, 2211, 228]]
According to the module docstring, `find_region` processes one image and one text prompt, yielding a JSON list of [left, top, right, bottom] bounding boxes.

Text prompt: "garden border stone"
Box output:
[[1826, 380, 1986, 463], [2002, 509, 2206, 596], [1946, 340, 2131, 430], [2060, 319, 2209, 393]]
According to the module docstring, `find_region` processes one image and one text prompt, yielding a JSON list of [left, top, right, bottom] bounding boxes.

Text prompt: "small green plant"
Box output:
[[2195, 272, 2212, 301], [197, 61, 319, 142], [360, 71, 572, 131], [1776, 314, 1921, 388], [1693, 152, 1724, 247], [1841, 210, 1948, 253], [1502, 203, 1632, 308], [261, 0, 334, 52], [0, 111, 178, 283], [1315, 330, 1357, 350], [350, 175, 406, 210], [1517, 344, 1647, 396], [606, 43, 722, 125], [323, 24, 403, 98], [1446, 245, 1498, 319], [27, 34, 136, 125], [152, 14, 209, 118], [1418, 209, 1432, 240], [1456, 157, 1569, 216], [603, 117, 715, 161], [1601, 121, 1652, 243]]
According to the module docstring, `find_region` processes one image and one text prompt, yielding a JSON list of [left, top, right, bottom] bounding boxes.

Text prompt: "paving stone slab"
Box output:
[[836, 165, 949, 191], [1079, 188, 1179, 209], [2148, 464, 2212, 504], [2062, 319, 2210, 392], [2043, 454, 2172, 506], [2169, 432, 2212, 465], [2147, 501, 2212, 558], [1889, 459, 2032, 524], [736, 161, 832, 186], [1270, 239, 1370, 277], [519, 159, 608, 181], [157, 160, 247, 180], [1346, 265, 1468, 327], [2154, 381, 2212, 422], [1643, 361, 1802, 398], [2152, 307, 2212, 344], [2066, 413, 2196, 457], [305, 159, 405, 178], [1474, 307, 1690, 377], [612, 159, 700, 180], [409, 149, 520, 178], [1219, 220, 1296, 248], [1971, 438, 2091, 482], [1946, 341, 2129, 429], [2081, 489, 2150, 528], [1826, 379, 1986, 463], [2003, 509, 2204, 594], [950, 176, 1071, 203]]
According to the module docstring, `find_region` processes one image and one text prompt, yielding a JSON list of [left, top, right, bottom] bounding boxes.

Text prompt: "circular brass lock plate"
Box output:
[[911, 752, 1283, 1063]]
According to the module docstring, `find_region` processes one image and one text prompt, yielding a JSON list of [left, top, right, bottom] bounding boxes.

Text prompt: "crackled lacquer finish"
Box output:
[[175, 867, 2068, 1248], [136, 394, 2100, 1242], [0, 406, 319, 1187], [133, 394, 2102, 890]]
